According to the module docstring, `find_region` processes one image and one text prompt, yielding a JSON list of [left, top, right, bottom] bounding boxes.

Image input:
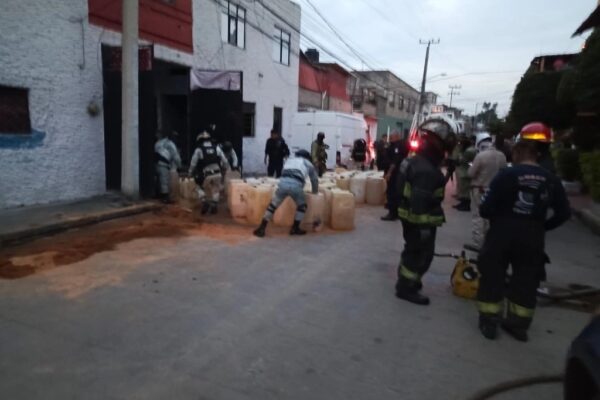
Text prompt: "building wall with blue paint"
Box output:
[[0, 0, 106, 208]]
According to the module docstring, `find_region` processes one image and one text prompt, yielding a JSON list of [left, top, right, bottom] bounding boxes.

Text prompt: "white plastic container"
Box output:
[[349, 174, 367, 204], [228, 180, 250, 218], [366, 177, 386, 206], [336, 176, 351, 191], [246, 185, 273, 225], [331, 189, 355, 231], [301, 192, 325, 231]]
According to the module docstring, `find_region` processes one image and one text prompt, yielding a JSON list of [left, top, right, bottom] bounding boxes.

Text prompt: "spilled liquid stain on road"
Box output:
[[0, 206, 257, 280]]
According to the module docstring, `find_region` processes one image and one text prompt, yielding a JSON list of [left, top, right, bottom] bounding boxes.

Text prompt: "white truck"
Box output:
[[289, 111, 368, 169]]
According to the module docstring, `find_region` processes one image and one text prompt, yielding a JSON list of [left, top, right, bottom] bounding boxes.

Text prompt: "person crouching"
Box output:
[[253, 150, 319, 237]]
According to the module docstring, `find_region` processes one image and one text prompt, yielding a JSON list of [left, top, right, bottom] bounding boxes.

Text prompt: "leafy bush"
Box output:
[[579, 151, 600, 202], [555, 148, 581, 182]]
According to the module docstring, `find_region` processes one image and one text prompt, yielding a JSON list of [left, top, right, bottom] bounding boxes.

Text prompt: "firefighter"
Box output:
[[189, 131, 229, 215], [519, 122, 556, 173], [154, 130, 182, 203], [311, 132, 329, 177], [468, 133, 507, 248], [394, 118, 457, 305], [476, 140, 571, 342], [253, 150, 319, 238], [381, 132, 409, 221]]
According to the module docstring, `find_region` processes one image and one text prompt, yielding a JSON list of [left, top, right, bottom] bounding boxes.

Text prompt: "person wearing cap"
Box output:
[[265, 130, 290, 178], [394, 118, 457, 305], [154, 130, 182, 203], [311, 132, 329, 177], [468, 133, 507, 248], [189, 131, 229, 215], [476, 140, 570, 342], [253, 150, 319, 238]]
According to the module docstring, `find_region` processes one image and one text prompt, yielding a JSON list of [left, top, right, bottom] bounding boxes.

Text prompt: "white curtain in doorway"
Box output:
[[190, 70, 241, 91]]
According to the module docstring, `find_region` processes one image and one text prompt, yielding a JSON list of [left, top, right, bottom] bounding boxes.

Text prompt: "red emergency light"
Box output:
[[410, 139, 419, 151]]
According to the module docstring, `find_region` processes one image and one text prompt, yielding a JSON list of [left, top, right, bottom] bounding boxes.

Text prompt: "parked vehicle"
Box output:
[[289, 111, 369, 169]]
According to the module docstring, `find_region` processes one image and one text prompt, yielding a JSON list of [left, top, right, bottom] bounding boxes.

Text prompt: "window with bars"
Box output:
[[0, 86, 31, 134], [272, 27, 291, 66], [221, 1, 245, 49], [243, 102, 256, 137]]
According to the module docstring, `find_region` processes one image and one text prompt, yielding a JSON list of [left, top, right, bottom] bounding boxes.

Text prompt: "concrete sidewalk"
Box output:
[[569, 194, 600, 236], [0, 193, 161, 247]]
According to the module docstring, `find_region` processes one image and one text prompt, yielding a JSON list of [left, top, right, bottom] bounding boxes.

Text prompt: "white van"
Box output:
[[289, 111, 368, 169]]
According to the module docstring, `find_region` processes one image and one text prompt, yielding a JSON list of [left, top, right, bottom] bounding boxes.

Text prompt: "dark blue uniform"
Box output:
[[477, 163, 570, 332]]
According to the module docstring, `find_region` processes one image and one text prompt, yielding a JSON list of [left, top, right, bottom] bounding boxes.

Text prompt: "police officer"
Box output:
[[395, 119, 457, 305], [189, 131, 229, 215], [154, 130, 182, 203], [264, 130, 290, 178], [381, 132, 409, 221], [253, 150, 319, 238], [476, 140, 570, 342]]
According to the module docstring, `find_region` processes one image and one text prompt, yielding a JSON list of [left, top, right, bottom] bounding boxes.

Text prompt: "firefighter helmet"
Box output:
[[519, 122, 552, 143], [418, 118, 457, 153]]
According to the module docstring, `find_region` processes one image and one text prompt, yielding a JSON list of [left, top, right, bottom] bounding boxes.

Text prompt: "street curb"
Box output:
[[573, 207, 600, 236], [0, 203, 162, 247]]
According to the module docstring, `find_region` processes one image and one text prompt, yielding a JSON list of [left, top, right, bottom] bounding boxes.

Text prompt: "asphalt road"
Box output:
[[0, 200, 598, 400]]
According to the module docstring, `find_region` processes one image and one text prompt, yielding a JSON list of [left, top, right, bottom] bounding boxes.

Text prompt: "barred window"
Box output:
[[0, 86, 31, 134]]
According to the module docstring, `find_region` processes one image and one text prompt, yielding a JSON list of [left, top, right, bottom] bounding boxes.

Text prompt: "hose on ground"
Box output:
[[466, 374, 564, 400]]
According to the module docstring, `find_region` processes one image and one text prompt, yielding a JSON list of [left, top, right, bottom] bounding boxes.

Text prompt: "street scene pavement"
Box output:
[[1, 197, 598, 400]]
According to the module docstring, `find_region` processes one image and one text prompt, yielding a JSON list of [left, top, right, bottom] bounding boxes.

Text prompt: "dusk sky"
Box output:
[[294, 0, 596, 116]]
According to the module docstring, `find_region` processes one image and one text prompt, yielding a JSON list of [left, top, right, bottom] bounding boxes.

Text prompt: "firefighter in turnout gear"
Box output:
[[253, 150, 319, 238], [154, 130, 182, 203], [476, 140, 570, 342], [189, 131, 229, 215], [395, 118, 457, 305]]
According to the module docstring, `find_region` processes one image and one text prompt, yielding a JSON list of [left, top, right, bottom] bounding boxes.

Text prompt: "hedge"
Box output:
[[580, 151, 600, 202], [555, 148, 581, 182]]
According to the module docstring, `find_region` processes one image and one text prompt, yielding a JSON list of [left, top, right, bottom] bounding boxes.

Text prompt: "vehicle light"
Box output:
[[410, 139, 419, 150]]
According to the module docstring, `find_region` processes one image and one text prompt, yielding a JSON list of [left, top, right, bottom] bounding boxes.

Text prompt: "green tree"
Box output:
[[506, 70, 575, 134]]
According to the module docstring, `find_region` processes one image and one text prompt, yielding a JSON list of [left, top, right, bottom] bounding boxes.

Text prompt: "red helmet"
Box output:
[[519, 122, 552, 143]]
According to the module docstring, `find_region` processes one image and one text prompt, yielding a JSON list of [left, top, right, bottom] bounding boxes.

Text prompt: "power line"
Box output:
[[448, 85, 461, 108]]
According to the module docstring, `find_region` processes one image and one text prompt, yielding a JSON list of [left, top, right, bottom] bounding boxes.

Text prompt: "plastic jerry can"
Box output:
[[319, 187, 334, 227], [366, 177, 386, 205], [273, 196, 297, 227], [246, 185, 273, 225], [349, 174, 367, 204], [301, 192, 325, 231], [228, 180, 250, 218], [336, 176, 351, 191], [331, 189, 355, 231]]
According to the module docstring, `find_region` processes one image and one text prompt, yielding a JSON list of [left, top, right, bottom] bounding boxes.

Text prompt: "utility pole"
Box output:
[[448, 85, 461, 108], [121, 0, 139, 197], [417, 39, 440, 124]]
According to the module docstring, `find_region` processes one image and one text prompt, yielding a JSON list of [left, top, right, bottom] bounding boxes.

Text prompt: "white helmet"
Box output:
[[475, 132, 492, 151]]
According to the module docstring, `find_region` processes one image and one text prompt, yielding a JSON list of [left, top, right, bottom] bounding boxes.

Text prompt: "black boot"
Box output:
[[501, 321, 529, 342], [253, 219, 268, 238], [380, 212, 398, 221], [290, 220, 307, 236], [479, 315, 498, 340], [201, 202, 210, 215], [395, 280, 430, 305]]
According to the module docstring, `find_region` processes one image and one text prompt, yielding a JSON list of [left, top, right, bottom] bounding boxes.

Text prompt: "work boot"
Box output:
[[395, 283, 430, 306], [479, 316, 498, 340], [380, 213, 398, 221], [501, 322, 529, 342], [201, 202, 210, 215], [253, 219, 268, 238], [290, 220, 307, 236]]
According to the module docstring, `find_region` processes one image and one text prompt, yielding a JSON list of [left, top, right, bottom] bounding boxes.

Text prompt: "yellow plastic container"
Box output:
[[349, 174, 367, 204], [331, 189, 355, 230], [273, 196, 297, 227], [246, 185, 273, 225], [366, 177, 386, 205], [302, 192, 325, 231], [227, 180, 250, 218]]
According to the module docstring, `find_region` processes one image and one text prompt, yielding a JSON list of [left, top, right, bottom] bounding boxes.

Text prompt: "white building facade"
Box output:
[[0, 0, 301, 209]]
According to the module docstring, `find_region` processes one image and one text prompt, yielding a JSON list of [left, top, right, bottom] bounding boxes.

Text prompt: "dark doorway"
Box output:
[[189, 87, 244, 168], [273, 106, 283, 134], [101, 45, 157, 198], [159, 95, 189, 162]]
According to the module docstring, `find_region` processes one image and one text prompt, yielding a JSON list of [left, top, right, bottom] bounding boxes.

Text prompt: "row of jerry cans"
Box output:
[[227, 180, 355, 231], [320, 171, 386, 205]]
